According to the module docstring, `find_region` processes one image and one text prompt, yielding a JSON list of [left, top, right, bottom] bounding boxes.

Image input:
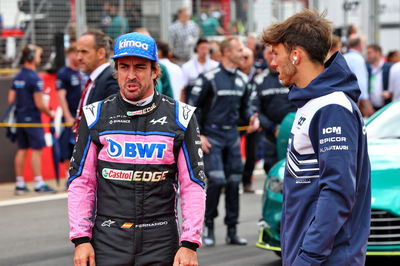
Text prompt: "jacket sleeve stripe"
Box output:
[[68, 136, 92, 184], [182, 141, 205, 188]]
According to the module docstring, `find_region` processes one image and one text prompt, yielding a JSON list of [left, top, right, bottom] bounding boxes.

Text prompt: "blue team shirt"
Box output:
[[56, 66, 82, 118], [11, 67, 43, 123]]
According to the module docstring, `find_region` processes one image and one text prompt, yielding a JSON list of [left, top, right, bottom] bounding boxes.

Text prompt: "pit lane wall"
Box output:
[[0, 73, 67, 183]]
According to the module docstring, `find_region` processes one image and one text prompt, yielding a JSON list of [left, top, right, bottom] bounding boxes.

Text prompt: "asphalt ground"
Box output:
[[0, 170, 399, 265]]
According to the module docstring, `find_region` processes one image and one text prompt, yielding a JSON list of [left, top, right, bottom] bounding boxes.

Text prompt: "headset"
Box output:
[[21, 44, 36, 64]]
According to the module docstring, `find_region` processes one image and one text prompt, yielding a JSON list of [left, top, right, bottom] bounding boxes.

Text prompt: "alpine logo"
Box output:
[[119, 39, 149, 50], [102, 168, 133, 181], [106, 138, 167, 159], [150, 116, 167, 125]]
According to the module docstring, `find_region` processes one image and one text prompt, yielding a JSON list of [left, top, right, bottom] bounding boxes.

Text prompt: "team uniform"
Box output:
[[253, 69, 296, 172], [56, 66, 82, 160], [188, 64, 253, 227], [282, 52, 371, 265], [68, 92, 206, 265], [11, 67, 46, 150]]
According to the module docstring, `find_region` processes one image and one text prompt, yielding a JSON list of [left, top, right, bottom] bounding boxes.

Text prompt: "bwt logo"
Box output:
[[322, 126, 341, 134], [106, 138, 166, 159], [119, 39, 149, 50]]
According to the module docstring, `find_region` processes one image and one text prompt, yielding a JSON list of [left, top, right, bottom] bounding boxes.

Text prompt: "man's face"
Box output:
[[271, 43, 297, 87], [227, 39, 245, 67], [197, 42, 209, 58], [366, 47, 380, 65], [67, 51, 79, 68], [117, 56, 157, 102], [34, 48, 42, 66], [77, 35, 103, 74], [263, 45, 277, 72], [239, 49, 254, 71]]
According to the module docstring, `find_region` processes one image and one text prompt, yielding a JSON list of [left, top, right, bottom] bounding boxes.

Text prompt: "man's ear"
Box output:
[[97, 47, 106, 60]]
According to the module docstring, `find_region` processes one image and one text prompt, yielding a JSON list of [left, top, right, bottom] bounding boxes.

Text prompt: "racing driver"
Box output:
[[68, 32, 206, 266]]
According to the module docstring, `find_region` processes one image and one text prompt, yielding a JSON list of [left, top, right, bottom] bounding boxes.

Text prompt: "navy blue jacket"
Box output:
[[187, 64, 253, 134], [282, 52, 371, 266]]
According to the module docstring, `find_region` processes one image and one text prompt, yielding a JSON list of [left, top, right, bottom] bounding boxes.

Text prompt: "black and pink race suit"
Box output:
[[68, 92, 206, 265]]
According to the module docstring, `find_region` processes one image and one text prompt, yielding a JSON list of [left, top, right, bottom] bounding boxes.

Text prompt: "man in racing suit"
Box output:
[[68, 32, 206, 266], [188, 36, 259, 247]]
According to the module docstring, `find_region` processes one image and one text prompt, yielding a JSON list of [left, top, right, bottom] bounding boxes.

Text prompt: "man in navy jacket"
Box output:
[[261, 10, 371, 265]]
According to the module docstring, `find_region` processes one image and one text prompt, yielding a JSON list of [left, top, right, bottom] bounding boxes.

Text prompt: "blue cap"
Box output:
[[112, 32, 158, 62]]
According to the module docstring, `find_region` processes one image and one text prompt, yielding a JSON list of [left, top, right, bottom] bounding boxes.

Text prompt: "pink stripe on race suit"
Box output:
[[177, 147, 206, 247], [98, 134, 175, 165]]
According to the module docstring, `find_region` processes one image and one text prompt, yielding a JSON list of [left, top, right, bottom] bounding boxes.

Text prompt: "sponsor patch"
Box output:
[[119, 39, 149, 50], [102, 168, 133, 181], [127, 103, 156, 116], [322, 126, 341, 134], [106, 138, 167, 159], [101, 219, 116, 227]]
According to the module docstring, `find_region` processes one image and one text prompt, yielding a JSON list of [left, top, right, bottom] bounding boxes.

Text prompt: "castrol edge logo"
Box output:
[[102, 168, 168, 182], [102, 168, 133, 181]]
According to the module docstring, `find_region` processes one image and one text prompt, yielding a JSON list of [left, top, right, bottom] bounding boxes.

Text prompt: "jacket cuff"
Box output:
[[181, 241, 199, 251], [72, 237, 90, 247]]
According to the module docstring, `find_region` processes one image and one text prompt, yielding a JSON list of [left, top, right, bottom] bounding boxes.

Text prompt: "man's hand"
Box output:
[[247, 113, 260, 134], [173, 247, 198, 266], [200, 135, 212, 154], [73, 243, 95, 266]]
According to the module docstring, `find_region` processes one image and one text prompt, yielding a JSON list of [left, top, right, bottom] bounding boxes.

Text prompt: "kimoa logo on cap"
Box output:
[[119, 39, 149, 51]]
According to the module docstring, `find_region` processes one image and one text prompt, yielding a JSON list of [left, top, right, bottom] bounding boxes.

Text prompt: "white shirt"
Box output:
[[369, 60, 384, 107], [83, 62, 111, 105], [181, 56, 218, 87], [388, 61, 400, 101], [159, 58, 184, 100], [343, 50, 369, 100]]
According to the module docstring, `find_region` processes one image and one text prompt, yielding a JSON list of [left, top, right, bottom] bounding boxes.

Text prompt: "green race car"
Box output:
[[257, 101, 400, 256]]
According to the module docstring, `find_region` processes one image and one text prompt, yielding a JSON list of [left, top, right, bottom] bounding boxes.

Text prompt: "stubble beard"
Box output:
[[280, 61, 297, 87]]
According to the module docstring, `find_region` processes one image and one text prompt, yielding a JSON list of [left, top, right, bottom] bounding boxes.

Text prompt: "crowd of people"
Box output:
[[6, 6, 400, 266]]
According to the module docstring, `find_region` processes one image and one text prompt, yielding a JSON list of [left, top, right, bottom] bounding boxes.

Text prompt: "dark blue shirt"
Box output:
[[11, 67, 43, 123], [56, 66, 82, 118]]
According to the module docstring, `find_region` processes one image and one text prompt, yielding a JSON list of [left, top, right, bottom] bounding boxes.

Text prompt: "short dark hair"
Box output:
[[260, 9, 332, 65], [196, 38, 209, 49], [20, 44, 41, 64], [81, 29, 113, 58], [156, 40, 169, 58], [367, 44, 382, 54]]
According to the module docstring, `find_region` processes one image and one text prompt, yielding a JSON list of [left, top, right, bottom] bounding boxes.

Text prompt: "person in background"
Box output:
[[246, 33, 267, 73], [169, 7, 200, 65], [261, 9, 371, 265], [74, 29, 119, 132], [366, 44, 393, 111], [181, 38, 218, 102], [199, 7, 224, 37], [326, 34, 342, 61], [106, 2, 129, 40], [388, 60, 400, 101], [68, 32, 205, 266], [188, 36, 259, 247], [238, 47, 259, 193], [8, 44, 56, 194], [56, 45, 82, 178], [209, 40, 222, 62], [156, 40, 184, 101], [343, 35, 374, 117], [253, 45, 296, 177], [386, 50, 400, 64]]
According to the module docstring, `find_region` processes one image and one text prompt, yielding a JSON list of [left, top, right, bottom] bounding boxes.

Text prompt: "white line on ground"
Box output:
[[0, 193, 67, 207]]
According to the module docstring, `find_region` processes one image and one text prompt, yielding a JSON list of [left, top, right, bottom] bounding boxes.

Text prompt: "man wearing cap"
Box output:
[[68, 32, 206, 266]]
